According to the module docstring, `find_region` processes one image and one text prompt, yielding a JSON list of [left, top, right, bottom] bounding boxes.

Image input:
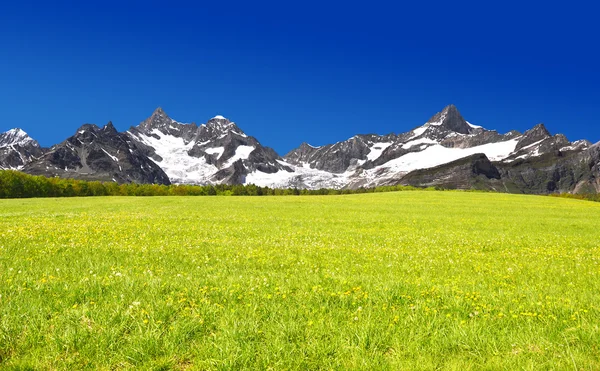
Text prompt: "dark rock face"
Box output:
[[424, 104, 473, 134], [392, 145, 600, 195], [495, 144, 600, 194], [22, 122, 170, 184], [398, 154, 501, 190], [285, 134, 397, 173], [211, 159, 248, 184], [0, 129, 44, 169]]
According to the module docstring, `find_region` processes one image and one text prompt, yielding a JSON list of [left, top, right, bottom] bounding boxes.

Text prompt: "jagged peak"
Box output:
[[138, 107, 181, 131], [443, 104, 459, 114], [525, 123, 551, 137], [206, 115, 234, 126], [197, 115, 250, 140], [514, 123, 553, 151], [103, 121, 117, 133], [5, 128, 27, 136], [205, 115, 236, 129], [152, 107, 167, 116], [77, 123, 101, 132], [425, 104, 472, 134]]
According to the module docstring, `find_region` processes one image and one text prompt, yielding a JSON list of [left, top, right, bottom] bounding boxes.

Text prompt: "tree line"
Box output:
[[0, 170, 425, 198], [549, 192, 600, 203]]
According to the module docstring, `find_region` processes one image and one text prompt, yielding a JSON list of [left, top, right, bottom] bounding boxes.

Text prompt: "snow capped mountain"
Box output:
[[275, 105, 517, 188], [0, 128, 36, 147], [127, 108, 291, 185], [0, 128, 43, 169], [3, 104, 596, 194], [270, 104, 591, 190], [23, 122, 170, 184]]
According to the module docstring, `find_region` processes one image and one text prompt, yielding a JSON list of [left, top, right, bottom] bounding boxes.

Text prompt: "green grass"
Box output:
[[1, 191, 599, 370]]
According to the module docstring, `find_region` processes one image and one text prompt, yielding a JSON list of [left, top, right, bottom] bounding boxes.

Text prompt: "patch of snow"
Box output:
[[518, 139, 544, 152], [366, 142, 393, 161], [101, 148, 119, 162], [1, 128, 35, 147], [129, 129, 219, 184], [560, 140, 589, 152], [401, 137, 438, 149], [170, 118, 189, 126], [231, 130, 248, 138], [212, 115, 226, 120], [223, 145, 255, 167], [411, 126, 427, 137], [466, 121, 483, 129], [427, 112, 447, 126], [364, 139, 520, 179], [204, 147, 224, 159], [247, 160, 348, 189]]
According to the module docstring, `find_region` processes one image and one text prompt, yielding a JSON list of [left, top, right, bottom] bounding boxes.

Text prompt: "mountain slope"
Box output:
[[2, 104, 595, 194], [273, 104, 591, 190], [23, 122, 170, 184], [0, 129, 44, 170], [127, 108, 291, 184]]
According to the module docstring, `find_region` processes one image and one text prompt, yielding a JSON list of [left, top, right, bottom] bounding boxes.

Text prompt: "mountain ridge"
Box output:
[[1, 105, 596, 194]]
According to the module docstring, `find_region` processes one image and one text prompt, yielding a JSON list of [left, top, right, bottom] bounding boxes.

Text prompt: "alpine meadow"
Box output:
[[1, 191, 599, 369]]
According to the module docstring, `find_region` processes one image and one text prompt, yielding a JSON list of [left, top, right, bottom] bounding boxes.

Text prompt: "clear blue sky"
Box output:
[[1, 1, 598, 154]]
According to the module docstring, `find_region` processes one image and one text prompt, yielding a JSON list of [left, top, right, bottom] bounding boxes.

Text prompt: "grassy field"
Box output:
[[1, 192, 599, 370]]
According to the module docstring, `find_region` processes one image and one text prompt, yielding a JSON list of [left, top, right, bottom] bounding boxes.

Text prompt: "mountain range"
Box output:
[[1, 105, 598, 194]]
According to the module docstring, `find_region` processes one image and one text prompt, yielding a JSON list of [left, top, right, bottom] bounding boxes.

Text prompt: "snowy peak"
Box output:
[[0, 128, 43, 170], [126, 110, 287, 184], [200, 115, 247, 140], [0, 128, 39, 148], [525, 123, 551, 138], [205, 115, 234, 129], [23, 120, 170, 184], [425, 104, 472, 134], [4, 104, 595, 194]]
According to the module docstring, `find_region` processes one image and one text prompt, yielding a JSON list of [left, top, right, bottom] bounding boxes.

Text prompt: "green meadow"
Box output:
[[0, 192, 599, 370]]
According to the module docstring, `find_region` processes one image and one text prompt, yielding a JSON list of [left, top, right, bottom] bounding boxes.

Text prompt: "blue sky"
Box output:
[[1, 1, 598, 154]]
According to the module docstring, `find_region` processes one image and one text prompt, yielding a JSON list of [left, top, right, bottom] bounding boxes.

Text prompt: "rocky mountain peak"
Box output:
[[202, 115, 246, 138], [426, 104, 472, 134], [138, 107, 176, 131], [206, 115, 233, 127], [515, 123, 552, 151], [103, 121, 117, 134], [526, 123, 551, 138], [0, 128, 38, 148], [76, 123, 100, 132]]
